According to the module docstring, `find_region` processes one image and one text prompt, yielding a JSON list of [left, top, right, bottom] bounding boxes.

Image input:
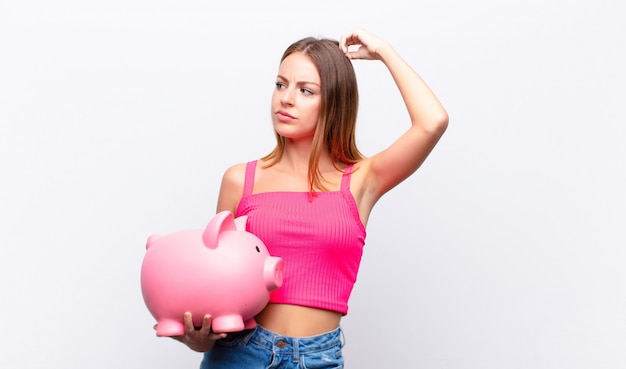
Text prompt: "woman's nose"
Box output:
[[280, 88, 295, 106]]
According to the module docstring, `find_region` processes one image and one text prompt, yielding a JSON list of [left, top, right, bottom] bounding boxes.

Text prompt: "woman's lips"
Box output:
[[276, 110, 295, 122]]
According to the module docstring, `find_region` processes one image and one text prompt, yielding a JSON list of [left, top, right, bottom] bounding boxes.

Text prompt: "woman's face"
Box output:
[[271, 52, 322, 141]]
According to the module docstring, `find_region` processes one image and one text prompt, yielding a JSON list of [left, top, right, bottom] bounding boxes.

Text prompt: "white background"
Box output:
[[1, 1, 625, 368]]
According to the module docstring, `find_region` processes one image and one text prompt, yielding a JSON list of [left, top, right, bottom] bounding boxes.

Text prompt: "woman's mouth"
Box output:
[[276, 110, 295, 122]]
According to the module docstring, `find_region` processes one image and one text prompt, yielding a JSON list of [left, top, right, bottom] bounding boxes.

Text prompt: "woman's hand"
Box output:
[[157, 312, 227, 352], [339, 28, 390, 61]]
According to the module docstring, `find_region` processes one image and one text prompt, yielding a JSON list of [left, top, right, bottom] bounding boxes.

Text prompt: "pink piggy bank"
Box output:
[[141, 211, 283, 336]]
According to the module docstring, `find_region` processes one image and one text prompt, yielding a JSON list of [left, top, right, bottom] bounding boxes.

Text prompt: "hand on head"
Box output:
[[339, 28, 390, 61]]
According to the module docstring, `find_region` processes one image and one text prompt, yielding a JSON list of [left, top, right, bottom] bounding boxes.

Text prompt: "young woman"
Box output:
[[170, 28, 448, 368]]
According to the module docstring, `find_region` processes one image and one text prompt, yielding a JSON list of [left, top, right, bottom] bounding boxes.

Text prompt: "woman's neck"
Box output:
[[278, 146, 337, 174]]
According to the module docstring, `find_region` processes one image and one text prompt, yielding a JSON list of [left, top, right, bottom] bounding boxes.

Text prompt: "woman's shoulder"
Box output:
[[216, 161, 256, 213], [221, 161, 252, 186]]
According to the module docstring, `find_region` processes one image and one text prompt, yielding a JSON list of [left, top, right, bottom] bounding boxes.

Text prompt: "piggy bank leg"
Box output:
[[211, 314, 245, 333], [243, 318, 257, 330], [155, 318, 185, 337]]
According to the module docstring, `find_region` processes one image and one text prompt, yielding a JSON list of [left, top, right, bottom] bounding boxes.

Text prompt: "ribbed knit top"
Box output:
[[236, 160, 366, 314]]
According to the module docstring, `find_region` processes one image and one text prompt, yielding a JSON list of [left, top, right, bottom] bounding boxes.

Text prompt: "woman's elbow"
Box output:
[[425, 111, 449, 137]]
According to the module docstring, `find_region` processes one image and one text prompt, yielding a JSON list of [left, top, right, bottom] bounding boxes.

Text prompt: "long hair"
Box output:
[[262, 37, 363, 194]]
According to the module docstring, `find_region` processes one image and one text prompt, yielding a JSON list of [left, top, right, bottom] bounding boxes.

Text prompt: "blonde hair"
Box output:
[[262, 37, 363, 194]]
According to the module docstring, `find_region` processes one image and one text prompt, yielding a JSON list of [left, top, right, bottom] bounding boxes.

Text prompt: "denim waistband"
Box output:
[[240, 325, 343, 354]]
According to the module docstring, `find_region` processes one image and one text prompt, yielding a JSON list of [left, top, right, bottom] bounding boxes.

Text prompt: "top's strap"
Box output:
[[340, 163, 355, 192], [243, 160, 257, 196]]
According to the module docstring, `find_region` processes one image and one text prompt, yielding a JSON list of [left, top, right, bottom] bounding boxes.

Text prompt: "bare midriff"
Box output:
[[255, 303, 342, 337]]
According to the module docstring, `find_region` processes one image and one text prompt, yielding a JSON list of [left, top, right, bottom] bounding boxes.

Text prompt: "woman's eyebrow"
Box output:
[[276, 75, 321, 87]]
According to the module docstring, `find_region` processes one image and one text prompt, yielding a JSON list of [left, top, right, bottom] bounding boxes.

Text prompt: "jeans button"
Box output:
[[276, 340, 287, 348]]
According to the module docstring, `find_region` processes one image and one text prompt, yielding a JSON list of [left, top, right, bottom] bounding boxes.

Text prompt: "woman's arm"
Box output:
[[216, 163, 246, 214], [340, 29, 448, 199]]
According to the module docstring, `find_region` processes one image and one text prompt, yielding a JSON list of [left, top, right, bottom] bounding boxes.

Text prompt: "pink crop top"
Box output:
[[236, 160, 366, 314]]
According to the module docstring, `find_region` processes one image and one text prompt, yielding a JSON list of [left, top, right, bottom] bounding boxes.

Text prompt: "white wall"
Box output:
[[1, 1, 624, 368]]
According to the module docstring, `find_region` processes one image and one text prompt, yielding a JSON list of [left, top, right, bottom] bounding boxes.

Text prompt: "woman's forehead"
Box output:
[[278, 52, 320, 83]]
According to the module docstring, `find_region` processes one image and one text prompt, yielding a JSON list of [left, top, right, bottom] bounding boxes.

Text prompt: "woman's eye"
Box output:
[[300, 88, 313, 95], [275, 82, 285, 89]]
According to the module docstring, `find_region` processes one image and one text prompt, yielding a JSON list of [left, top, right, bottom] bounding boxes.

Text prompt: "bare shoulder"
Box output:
[[221, 162, 247, 188], [216, 162, 248, 213]]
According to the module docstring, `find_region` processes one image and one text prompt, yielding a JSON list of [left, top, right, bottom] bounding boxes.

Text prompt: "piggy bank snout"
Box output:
[[264, 256, 283, 291]]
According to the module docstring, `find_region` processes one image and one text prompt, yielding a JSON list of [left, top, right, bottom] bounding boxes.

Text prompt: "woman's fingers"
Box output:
[[339, 29, 383, 60], [183, 312, 196, 334], [198, 314, 214, 335]]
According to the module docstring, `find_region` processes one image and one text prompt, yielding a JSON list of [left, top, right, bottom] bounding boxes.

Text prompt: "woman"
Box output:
[[172, 28, 448, 368]]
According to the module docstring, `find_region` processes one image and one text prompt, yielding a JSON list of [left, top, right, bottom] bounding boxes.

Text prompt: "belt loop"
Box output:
[[241, 328, 255, 345], [339, 326, 345, 348], [292, 338, 300, 363]]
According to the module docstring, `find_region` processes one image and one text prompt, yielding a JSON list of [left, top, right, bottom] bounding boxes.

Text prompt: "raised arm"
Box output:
[[339, 29, 448, 199]]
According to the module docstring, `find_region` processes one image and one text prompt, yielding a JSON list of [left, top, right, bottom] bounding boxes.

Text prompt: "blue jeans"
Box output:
[[200, 325, 344, 369]]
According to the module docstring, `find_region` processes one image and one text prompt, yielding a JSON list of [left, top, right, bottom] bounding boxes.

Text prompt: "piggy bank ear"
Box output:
[[234, 216, 248, 231], [202, 211, 237, 249]]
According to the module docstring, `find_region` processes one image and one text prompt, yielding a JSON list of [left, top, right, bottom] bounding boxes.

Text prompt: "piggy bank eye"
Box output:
[[255, 246, 260, 253]]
